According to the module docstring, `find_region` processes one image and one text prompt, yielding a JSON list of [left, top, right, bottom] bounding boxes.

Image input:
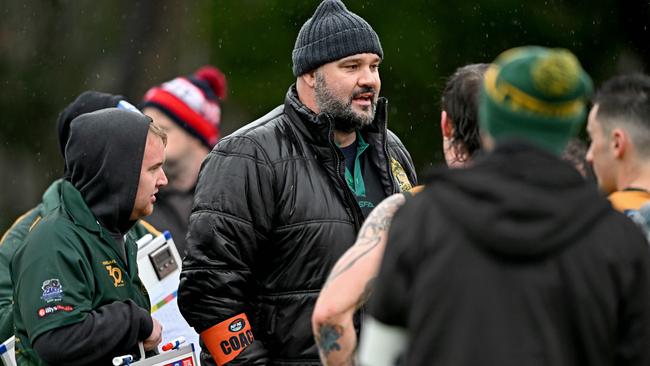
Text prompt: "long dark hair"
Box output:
[[440, 63, 488, 161]]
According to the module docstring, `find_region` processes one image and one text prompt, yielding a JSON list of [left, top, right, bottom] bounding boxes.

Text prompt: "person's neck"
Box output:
[[296, 78, 317, 113], [618, 161, 650, 192], [334, 129, 357, 147], [169, 172, 197, 192]]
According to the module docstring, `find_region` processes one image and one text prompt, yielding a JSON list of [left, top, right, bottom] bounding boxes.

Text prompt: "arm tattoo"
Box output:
[[317, 324, 343, 355], [356, 277, 376, 309], [326, 194, 406, 284], [317, 325, 356, 366]]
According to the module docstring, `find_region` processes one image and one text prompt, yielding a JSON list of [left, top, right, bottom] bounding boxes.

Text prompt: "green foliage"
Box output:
[[0, 0, 648, 231]]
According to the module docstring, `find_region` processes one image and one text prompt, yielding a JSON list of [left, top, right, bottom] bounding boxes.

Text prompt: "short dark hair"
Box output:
[[561, 138, 593, 179], [441, 63, 488, 161], [594, 73, 650, 156]]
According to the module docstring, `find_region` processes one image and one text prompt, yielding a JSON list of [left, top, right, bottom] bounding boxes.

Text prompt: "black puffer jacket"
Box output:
[[179, 86, 416, 365]]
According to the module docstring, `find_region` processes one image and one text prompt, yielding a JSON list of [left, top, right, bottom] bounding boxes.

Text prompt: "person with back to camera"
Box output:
[[360, 46, 650, 366]]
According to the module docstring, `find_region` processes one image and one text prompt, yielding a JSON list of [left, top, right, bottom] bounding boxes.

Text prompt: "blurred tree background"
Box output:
[[1, 0, 648, 231]]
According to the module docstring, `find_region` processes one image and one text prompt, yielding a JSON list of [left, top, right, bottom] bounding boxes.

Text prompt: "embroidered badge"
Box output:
[[390, 157, 413, 192], [102, 259, 124, 287], [40, 279, 63, 303], [106, 266, 124, 287]]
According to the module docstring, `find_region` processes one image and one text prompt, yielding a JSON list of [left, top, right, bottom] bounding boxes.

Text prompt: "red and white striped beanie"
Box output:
[[142, 65, 227, 148]]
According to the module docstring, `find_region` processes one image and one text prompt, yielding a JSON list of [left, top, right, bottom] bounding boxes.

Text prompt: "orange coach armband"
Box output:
[[201, 313, 255, 365]]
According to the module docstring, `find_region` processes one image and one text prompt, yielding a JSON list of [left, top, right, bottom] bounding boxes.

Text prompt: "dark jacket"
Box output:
[[179, 86, 416, 365], [369, 142, 650, 366]]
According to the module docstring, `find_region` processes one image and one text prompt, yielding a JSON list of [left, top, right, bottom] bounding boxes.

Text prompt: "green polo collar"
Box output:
[[41, 179, 64, 213], [343, 131, 369, 197]]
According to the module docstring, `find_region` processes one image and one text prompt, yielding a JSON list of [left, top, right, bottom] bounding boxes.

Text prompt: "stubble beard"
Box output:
[[162, 159, 182, 185], [314, 72, 377, 133]]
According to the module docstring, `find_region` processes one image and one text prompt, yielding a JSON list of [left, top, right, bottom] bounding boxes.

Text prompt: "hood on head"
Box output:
[[65, 108, 151, 235], [429, 142, 609, 258]]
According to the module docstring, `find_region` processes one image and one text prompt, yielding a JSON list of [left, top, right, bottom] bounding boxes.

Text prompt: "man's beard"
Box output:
[[314, 72, 377, 133]]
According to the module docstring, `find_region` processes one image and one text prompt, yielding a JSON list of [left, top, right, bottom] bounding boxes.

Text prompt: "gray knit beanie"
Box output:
[[292, 0, 383, 77]]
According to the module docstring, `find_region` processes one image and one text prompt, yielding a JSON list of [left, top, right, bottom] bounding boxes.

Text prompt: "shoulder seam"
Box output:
[[191, 209, 269, 241], [0, 208, 38, 246], [215, 135, 275, 166]]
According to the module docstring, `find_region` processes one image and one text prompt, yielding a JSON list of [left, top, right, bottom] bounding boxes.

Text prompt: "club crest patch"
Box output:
[[41, 279, 63, 303], [102, 259, 124, 287], [229, 318, 246, 332], [390, 158, 413, 192]]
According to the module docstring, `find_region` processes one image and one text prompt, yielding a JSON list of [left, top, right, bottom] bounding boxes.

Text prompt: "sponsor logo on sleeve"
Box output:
[[40, 279, 63, 303], [37, 304, 74, 318]]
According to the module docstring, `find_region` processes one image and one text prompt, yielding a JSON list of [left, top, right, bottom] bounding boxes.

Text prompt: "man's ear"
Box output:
[[611, 128, 627, 159], [440, 110, 454, 139], [302, 70, 317, 88]]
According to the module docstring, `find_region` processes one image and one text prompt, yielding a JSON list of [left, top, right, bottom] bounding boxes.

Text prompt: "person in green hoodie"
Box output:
[[0, 92, 161, 350], [8, 103, 167, 364]]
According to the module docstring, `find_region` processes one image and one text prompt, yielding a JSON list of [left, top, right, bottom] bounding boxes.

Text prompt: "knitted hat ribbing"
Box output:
[[292, 0, 383, 77]]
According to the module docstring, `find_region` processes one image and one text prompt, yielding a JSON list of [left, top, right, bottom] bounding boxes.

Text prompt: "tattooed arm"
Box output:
[[312, 193, 408, 366]]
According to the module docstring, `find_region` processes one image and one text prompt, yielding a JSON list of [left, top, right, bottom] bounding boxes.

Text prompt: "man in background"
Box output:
[[141, 65, 227, 255], [586, 73, 650, 213]]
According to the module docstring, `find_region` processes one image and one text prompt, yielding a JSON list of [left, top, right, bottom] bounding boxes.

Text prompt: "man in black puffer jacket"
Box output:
[[178, 0, 416, 365]]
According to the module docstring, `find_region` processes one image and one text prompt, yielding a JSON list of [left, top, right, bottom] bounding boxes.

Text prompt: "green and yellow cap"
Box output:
[[479, 46, 593, 154]]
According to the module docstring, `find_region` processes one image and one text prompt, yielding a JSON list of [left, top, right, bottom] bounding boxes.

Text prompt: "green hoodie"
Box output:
[[0, 179, 159, 364]]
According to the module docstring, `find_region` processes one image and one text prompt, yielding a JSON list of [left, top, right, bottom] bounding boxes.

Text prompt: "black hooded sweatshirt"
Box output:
[[369, 142, 650, 366], [33, 108, 155, 364]]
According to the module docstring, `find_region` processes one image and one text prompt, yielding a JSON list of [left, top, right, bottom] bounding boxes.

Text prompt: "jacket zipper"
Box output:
[[326, 116, 363, 230], [381, 106, 397, 195]]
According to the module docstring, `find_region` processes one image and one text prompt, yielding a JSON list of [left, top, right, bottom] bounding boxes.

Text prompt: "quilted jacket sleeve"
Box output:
[[178, 135, 275, 364]]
